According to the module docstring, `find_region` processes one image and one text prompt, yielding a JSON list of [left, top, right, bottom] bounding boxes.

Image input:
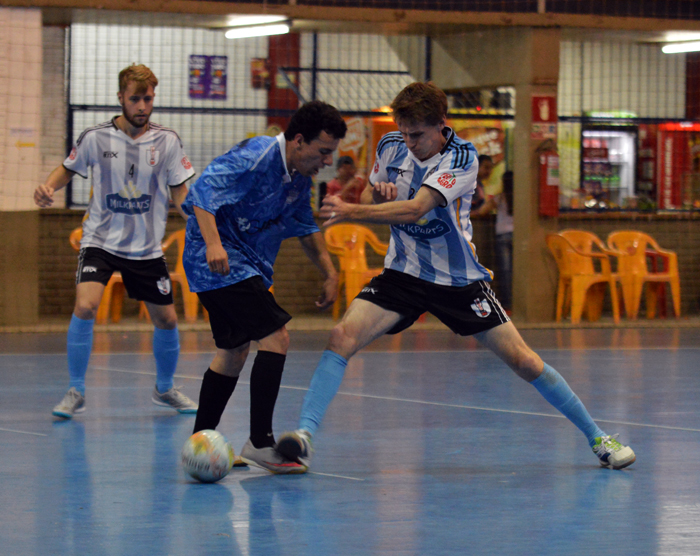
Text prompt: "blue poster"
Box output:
[[189, 55, 228, 100], [188, 55, 209, 99], [209, 56, 228, 100]]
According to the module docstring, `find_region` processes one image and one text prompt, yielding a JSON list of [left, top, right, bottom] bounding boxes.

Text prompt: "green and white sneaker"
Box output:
[[276, 429, 313, 468], [52, 387, 86, 419], [592, 434, 636, 469], [152, 386, 198, 414]]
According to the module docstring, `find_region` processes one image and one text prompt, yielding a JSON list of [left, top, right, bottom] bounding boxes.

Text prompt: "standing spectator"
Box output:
[[474, 170, 514, 311], [471, 154, 494, 211]]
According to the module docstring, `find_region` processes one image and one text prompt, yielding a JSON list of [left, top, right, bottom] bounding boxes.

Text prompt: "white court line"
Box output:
[[90, 367, 700, 435], [0, 427, 47, 437], [4, 345, 700, 357], [309, 471, 364, 481]]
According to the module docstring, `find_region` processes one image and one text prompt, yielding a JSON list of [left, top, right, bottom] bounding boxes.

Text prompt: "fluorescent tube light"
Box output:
[[227, 15, 288, 27], [662, 41, 700, 54], [225, 23, 290, 39]]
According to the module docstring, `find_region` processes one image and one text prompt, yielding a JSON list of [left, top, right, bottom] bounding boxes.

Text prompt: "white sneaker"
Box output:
[[52, 387, 86, 419], [592, 434, 636, 470], [276, 429, 313, 468], [152, 386, 198, 414], [240, 439, 307, 474]]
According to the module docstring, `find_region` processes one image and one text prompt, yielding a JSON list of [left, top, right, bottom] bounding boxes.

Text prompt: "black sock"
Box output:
[[249, 351, 286, 448], [193, 369, 238, 434]]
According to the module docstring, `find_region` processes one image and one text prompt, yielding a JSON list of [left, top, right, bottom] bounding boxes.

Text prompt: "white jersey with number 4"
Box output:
[[63, 118, 195, 260], [370, 127, 492, 286]]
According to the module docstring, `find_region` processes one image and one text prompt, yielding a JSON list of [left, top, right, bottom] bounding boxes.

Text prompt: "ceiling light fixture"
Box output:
[[225, 22, 290, 40], [662, 41, 700, 54], [227, 15, 288, 27]]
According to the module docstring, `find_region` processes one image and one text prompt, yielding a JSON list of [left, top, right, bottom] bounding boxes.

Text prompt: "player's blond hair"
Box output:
[[390, 82, 448, 127], [118, 64, 158, 94]]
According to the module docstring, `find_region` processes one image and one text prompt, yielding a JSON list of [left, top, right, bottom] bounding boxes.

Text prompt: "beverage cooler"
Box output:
[[656, 122, 700, 210], [581, 126, 637, 208]]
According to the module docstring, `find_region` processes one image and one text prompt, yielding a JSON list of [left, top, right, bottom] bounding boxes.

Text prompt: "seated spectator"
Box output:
[[325, 156, 365, 204]]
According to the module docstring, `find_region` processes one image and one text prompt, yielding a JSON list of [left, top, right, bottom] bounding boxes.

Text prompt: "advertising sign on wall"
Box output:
[[189, 55, 228, 100]]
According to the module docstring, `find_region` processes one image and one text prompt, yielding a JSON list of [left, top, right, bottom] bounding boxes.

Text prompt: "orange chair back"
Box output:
[[606, 231, 656, 275], [546, 233, 589, 278], [324, 224, 388, 273], [69, 227, 82, 251], [161, 229, 187, 275], [559, 229, 609, 275]]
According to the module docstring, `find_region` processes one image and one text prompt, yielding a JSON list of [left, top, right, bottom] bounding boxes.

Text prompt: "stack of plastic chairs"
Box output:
[[606, 230, 680, 319], [546, 230, 621, 324]]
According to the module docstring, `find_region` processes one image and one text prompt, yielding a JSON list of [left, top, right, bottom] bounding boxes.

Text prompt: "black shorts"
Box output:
[[355, 269, 510, 336], [76, 247, 174, 305], [197, 276, 292, 350]]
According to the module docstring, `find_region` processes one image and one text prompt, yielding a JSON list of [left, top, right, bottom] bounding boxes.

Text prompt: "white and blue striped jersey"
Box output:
[[63, 118, 195, 260], [369, 127, 492, 286]]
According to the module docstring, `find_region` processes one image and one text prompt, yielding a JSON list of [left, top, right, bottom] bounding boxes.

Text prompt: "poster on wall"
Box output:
[[188, 55, 228, 100], [451, 120, 511, 194], [531, 95, 557, 140]]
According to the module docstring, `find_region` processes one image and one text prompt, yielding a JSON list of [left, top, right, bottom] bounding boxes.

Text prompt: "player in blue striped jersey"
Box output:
[[278, 82, 635, 471]]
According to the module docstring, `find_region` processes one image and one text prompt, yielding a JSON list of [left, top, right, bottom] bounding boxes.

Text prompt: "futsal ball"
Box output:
[[181, 430, 235, 483]]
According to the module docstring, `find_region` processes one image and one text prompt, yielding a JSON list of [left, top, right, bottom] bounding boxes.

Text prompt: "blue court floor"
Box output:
[[2, 326, 700, 556]]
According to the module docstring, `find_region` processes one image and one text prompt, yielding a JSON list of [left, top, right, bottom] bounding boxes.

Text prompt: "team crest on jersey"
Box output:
[[236, 217, 251, 231], [395, 218, 451, 240], [471, 298, 492, 318], [437, 173, 457, 189], [157, 277, 172, 295], [373, 162, 379, 174], [106, 181, 152, 215], [69, 147, 77, 160], [147, 146, 160, 166], [181, 156, 192, 170]]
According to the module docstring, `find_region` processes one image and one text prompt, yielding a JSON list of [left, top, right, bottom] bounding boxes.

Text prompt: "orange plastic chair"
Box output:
[[324, 224, 388, 319], [69, 227, 126, 324], [558, 229, 623, 322], [606, 231, 681, 319], [546, 232, 621, 324], [160, 229, 200, 323]]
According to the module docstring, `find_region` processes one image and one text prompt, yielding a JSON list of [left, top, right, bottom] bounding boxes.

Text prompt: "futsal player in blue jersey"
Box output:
[[182, 101, 346, 473], [277, 82, 635, 471], [35, 64, 198, 419]]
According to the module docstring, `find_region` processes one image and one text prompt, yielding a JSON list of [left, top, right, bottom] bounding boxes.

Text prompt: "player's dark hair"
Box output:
[[119, 63, 158, 94], [390, 82, 448, 127], [478, 154, 493, 165], [285, 101, 347, 143]]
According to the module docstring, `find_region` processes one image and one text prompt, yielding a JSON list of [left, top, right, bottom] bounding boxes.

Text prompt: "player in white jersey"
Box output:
[[277, 82, 636, 471], [34, 64, 198, 419]]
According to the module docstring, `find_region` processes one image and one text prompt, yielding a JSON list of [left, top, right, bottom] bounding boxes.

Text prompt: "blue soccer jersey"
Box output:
[[182, 134, 319, 293], [369, 127, 492, 286]]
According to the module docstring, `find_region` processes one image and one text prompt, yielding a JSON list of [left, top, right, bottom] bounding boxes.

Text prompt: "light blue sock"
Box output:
[[67, 314, 94, 395], [299, 350, 348, 436], [153, 326, 180, 393], [531, 363, 605, 447]]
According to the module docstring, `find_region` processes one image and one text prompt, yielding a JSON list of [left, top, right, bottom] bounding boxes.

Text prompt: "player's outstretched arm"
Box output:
[[34, 165, 74, 208], [322, 186, 441, 226], [297, 231, 339, 309]]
